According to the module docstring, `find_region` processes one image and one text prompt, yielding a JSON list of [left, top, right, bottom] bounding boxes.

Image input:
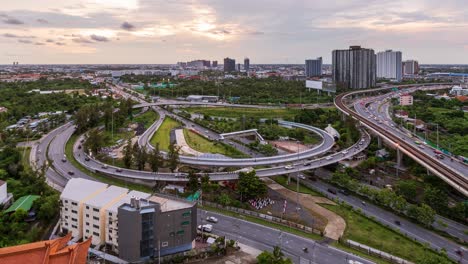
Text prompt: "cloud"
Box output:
[[55, 42, 66, 46], [3, 33, 36, 39], [34, 42, 45, 46], [3, 17, 24, 25], [121, 21, 136, 31], [90, 34, 109, 42], [37, 18, 48, 24], [18, 39, 33, 44], [72, 35, 93, 44], [45, 39, 54, 43]]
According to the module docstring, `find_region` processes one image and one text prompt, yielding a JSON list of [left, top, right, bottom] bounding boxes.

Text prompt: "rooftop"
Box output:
[[60, 178, 107, 202], [86, 185, 128, 208], [107, 190, 150, 213], [5, 195, 40, 213], [0, 179, 5, 186], [148, 195, 193, 212]]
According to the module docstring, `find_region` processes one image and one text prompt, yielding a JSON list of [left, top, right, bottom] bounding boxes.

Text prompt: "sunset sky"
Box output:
[[1, 0, 467, 64]]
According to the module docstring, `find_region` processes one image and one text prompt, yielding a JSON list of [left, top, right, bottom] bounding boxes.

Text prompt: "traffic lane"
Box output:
[[306, 180, 468, 263], [198, 209, 374, 264]]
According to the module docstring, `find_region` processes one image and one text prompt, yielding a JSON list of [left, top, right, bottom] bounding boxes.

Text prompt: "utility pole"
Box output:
[[296, 174, 300, 212], [436, 123, 439, 149]]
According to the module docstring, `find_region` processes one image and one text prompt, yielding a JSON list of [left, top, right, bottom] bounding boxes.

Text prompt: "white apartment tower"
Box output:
[[376, 50, 402, 81]]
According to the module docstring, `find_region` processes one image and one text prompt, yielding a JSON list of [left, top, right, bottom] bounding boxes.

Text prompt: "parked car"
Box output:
[[327, 188, 337, 195], [198, 224, 213, 233], [206, 216, 218, 223]]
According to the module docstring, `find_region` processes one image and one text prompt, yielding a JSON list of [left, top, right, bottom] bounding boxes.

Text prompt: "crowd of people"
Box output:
[[248, 197, 274, 210]]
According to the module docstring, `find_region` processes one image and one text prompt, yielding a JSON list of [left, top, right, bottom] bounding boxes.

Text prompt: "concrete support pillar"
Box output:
[[397, 148, 403, 168], [287, 174, 291, 185], [377, 136, 382, 148]]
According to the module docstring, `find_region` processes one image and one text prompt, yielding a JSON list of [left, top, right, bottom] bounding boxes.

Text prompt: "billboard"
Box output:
[[306, 80, 336, 93]]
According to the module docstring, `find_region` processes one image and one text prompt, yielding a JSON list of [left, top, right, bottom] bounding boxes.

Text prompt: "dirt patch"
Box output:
[[270, 140, 309, 153], [264, 179, 346, 240]]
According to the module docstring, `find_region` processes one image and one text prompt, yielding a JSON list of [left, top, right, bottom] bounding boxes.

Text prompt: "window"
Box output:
[[93, 216, 99, 221], [109, 229, 112, 233], [182, 211, 191, 218], [177, 230, 184, 235], [181, 221, 190, 226], [71, 210, 77, 214], [93, 232, 99, 236], [65, 216, 68, 219], [86, 222, 89, 226], [169, 232, 175, 237], [72, 225, 77, 228], [86, 230, 90, 233], [64, 222, 68, 226], [161, 242, 169, 247], [93, 224, 99, 229], [86, 206, 89, 209], [65, 208, 68, 211], [109, 212, 112, 216], [71, 218, 77, 222], [93, 208, 99, 212], [71, 202, 77, 206], [64, 200, 68, 203], [86, 214, 89, 217]]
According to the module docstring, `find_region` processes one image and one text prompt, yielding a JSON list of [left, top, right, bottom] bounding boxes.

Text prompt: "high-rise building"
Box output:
[[212, 60, 218, 68], [237, 63, 241, 71], [224, 57, 236, 72], [332, 46, 376, 89], [244, 58, 250, 71], [305, 57, 322, 77], [376, 50, 402, 81], [402, 60, 419, 75]]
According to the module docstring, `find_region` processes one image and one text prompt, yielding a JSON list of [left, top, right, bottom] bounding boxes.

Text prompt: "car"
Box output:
[[348, 260, 363, 264], [102, 165, 108, 169], [418, 145, 424, 150], [206, 216, 218, 223], [325, 156, 332, 160], [341, 150, 348, 155], [197, 224, 213, 232], [78, 145, 82, 149], [327, 188, 337, 195], [303, 161, 312, 166], [284, 165, 294, 170], [68, 171, 75, 176], [61, 158, 67, 162], [84, 157, 90, 161], [394, 220, 401, 226], [339, 189, 350, 196], [116, 168, 123, 173], [298, 174, 306, 180]]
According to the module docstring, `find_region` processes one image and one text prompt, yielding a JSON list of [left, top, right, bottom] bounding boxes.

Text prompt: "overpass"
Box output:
[[335, 85, 468, 196]]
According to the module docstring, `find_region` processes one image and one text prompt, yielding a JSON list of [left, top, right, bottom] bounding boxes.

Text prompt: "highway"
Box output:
[[198, 209, 374, 264], [335, 86, 468, 196]]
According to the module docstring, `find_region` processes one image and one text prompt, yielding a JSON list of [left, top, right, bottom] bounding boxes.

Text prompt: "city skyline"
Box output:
[[1, 0, 468, 64]]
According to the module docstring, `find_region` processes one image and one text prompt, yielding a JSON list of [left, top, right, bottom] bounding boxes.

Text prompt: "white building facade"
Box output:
[[376, 50, 402, 81]]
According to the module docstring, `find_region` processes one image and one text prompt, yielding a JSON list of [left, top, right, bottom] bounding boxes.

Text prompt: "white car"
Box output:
[[198, 224, 213, 232], [342, 150, 348, 155], [325, 156, 332, 160], [284, 165, 294, 170], [206, 216, 218, 223], [298, 174, 306, 180]]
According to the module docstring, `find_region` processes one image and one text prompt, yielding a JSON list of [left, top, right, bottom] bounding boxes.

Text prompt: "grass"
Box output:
[[332, 242, 392, 264], [183, 129, 249, 158], [272, 175, 322, 196], [133, 110, 159, 129], [18, 147, 32, 171], [322, 204, 452, 263], [65, 134, 152, 193], [150, 117, 182, 151], [201, 204, 323, 241], [186, 107, 301, 119]]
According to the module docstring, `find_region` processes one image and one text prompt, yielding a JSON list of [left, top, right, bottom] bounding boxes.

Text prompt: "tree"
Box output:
[[148, 144, 162, 172], [122, 139, 133, 169], [257, 246, 292, 264], [85, 128, 104, 154], [415, 203, 436, 227], [237, 170, 267, 201], [217, 193, 231, 206], [134, 145, 147, 171], [187, 170, 199, 193], [423, 187, 448, 214], [35, 194, 60, 221], [395, 180, 418, 203], [167, 142, 180, 172]]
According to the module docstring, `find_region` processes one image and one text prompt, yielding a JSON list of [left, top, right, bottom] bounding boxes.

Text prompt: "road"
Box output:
[[303, 176, 468, 263], [335, 85, 468, 196], [198, 209, 374, 264]]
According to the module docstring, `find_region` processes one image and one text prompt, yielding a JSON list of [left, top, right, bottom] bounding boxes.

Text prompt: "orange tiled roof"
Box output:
[[0, 233, 91, 264]]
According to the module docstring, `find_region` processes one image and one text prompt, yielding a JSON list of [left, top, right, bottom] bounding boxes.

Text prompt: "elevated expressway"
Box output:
[[335, 86, 468, 196]]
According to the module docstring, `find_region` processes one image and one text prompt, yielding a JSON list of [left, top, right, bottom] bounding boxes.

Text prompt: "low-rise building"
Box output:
[[60, 179, 197, 263]]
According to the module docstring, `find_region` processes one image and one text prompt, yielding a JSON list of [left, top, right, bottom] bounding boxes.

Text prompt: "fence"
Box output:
[[202, 201, 323, 236], [344, 240, 414, 264]]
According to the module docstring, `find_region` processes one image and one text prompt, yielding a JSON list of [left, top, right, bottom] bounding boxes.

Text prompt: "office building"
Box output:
[[376, 50, 402, 81], [60, 178, 197, 263], [212, 61, 218, 68], [449, 85, 468, 96], [332, 46, 376, 89], [403, 60, 419, 75], [224, 57, 236, 72], [399, 94, 413, 106], [244, 58, 250, 72], [305, 57, 322, 77]]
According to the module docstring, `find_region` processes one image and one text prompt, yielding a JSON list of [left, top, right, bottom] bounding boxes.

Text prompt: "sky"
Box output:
[[0, 0, 467, 64]]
